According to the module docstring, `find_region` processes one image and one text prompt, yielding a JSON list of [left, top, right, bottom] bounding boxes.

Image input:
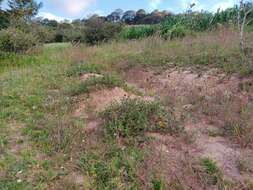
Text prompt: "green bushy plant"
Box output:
[[0, 27, 39, 53], [120, 25, 157, 39], [100, 98, 181, 139], [162, 25, 188, 40]]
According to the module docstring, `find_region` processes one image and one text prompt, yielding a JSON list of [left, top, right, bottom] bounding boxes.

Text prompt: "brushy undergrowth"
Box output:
[[100, 98, 181, 139]]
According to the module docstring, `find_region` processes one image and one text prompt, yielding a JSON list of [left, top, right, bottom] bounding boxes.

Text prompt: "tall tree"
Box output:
[[107, 8, 123, 22], [0, 0, 4, 9], [7, 0, 42, 19], [0, 0, 9, 29], [122, 10, 136, 24]]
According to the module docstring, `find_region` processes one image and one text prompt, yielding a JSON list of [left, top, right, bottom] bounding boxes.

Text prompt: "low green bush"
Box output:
[[0, 27, 39, 53], [120, 25, 157, 39], [162, 25, 188, 40], [100, 98, 181, 138]]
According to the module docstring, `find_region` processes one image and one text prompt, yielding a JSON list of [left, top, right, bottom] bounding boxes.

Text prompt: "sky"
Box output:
[[3, 0, 240, 21]]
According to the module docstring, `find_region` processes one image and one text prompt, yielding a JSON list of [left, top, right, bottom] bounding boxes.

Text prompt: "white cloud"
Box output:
[[53, 0, 96, 16], [179, 0, 238, 12], [149, 0, 163, 9], [39, 12, 66, 21], [210, 0, 236, 12]]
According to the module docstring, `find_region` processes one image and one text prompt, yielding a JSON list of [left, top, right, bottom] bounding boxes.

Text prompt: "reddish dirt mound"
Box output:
[[125, 67, 252, 98], [80, 73, 102, 81], [125, 67, 253, 183]]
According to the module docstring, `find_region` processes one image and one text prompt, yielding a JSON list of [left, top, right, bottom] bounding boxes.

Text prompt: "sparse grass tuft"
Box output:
[[152, 178, 167, 190], [67, 61, 104, 76], [197, 158, 223, 186], [202, 158, 219, 175], [69, 74, 124, 96]]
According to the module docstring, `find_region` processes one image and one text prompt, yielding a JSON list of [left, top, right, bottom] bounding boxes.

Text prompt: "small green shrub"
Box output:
[[0, 27, 39, 53], [199, 158, 222, 186], [67, 62, 104, 76], [70, 75, 124, 96], [120, 25, 157, 39], [162, 25, 188, 40], [152, 178, 166, 190], [100, 98, 181, 138], [202, 158, 219, 175]]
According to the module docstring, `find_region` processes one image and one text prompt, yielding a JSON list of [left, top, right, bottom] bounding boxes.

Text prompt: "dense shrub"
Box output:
[[0, 27, 39, 53], [120, 25, 158, 39], [100, 98, 181, 138], [31, 25, 56, 43], [84, 17, 122, 45], [162, 25, 188, 40]]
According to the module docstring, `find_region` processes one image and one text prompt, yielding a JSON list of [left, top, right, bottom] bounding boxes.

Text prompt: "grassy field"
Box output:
[[0, 30, 253, 189]]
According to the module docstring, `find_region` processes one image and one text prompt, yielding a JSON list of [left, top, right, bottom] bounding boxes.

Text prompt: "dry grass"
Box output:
[[64, 28, 253, 76]]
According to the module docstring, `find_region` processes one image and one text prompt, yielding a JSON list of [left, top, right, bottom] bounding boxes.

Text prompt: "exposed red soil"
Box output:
[[124, 67, 253, 182], [74, 69, 253, 185]]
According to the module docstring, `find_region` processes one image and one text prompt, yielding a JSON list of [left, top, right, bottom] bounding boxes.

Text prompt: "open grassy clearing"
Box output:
[[1, 30, 253, 189]]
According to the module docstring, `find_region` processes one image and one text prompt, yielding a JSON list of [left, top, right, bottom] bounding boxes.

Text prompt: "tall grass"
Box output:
[[73, 28, 253, 76]]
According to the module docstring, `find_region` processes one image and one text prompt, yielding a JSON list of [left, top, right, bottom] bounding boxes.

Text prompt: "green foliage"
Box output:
[[120, 25, 158, 39], [162, 25, 188, 40], [84, 17, 122, 45], [101, 98, 180, 138], [202, 158, 219, 175], [199, 158, 222, 186], [0, 27, 39, 53], [70, 75, 124, 96], [160, 13, 213, 34], [152, 178, 166, 190], [160, 7, 240, 39], [7, 0, 43, 20], [31, 24, 56, 43]]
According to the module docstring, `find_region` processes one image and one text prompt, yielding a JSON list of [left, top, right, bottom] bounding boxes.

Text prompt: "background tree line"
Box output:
[[0, 0, 253, 53]]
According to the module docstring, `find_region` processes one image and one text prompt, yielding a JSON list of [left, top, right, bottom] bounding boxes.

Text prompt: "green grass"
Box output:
[[78, 144, 143, 190]]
